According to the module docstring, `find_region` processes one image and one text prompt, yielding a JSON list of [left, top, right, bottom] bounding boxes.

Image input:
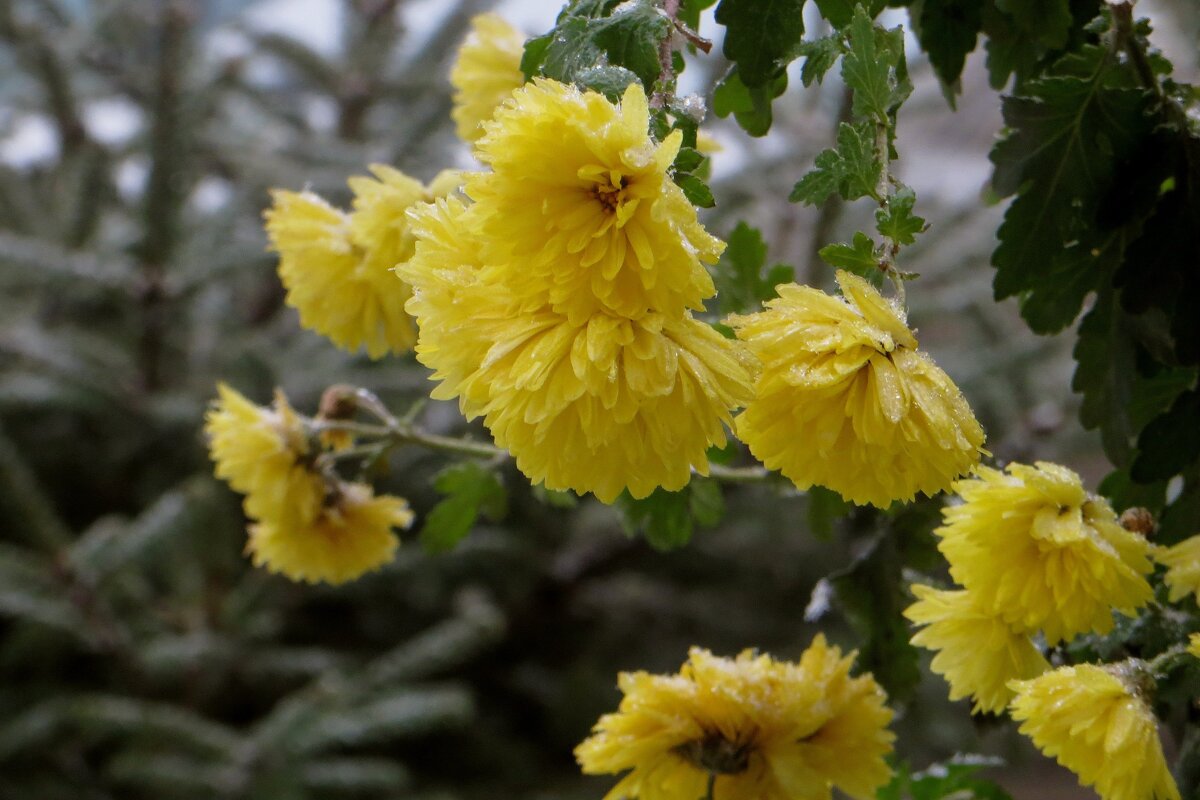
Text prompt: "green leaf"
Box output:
[[679, 0, 719, 30], [841, 7, 911, 122], [419, 462, 507, 552], [910, 0, 983, 89], [618, 480, 725, 551], [981, 0, 1078, 90], [813, 0, 886, 28], [713, 221, 793, 314], [574, 65, 641, 100], [714, 0, 805, 87], [790, 121, 880, 205], [989, 45, 1155, 333], [875, 186, 926, 244], [806, 485, 850, 540], [674, 146, 705, 173], [1133, 389, 1200, 483], [796, 35, 844, 87], [818, 231, 880, 281], [713, 67, 788, 137], [527, 2, 670, 90], [676, 174, 715, 208], [879, 754, 1014, 800]]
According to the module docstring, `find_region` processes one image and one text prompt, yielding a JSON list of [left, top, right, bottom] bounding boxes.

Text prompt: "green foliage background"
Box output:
[[0, 1, 1197, 798]]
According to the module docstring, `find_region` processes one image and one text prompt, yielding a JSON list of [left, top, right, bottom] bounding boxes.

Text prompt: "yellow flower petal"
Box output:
[[730, 271, 985, 507], [575, 636, 895, 800], [1156, 534, 1200, 603], [265, 166, 459, 358], [450, 13, 526, 145], [937, 462, 1155, 644], [1009, 663, 1180, 800], [468, 79, 723, 323], [247, 481, 412, 585], [905, 584, 1049, 714]]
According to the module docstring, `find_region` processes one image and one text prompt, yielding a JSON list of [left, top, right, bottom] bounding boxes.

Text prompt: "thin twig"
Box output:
[[872, 120, 905, 306], [651, 0, 684, 109]]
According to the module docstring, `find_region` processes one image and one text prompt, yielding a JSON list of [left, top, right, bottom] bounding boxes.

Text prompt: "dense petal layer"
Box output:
[[575, 636, 894, 800], [450, 13, 526, 144], [905, 585, 1049, 714], [937, 462, 1155, 644], [468, 79, 722, 322], [247, 482, 412, 585], [1156, 534, 1200, 603], [401, 198, 754, 503], [265, 165, 460, 358], [205, 384, 322, 529], [730, 271, 984, 507], [1010, 663, 1179, 800]]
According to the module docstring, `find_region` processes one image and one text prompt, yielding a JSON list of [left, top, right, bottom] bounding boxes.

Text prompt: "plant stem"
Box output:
[[652, 0, 683, 109], [704, 772, 717, 800], [872, 120, 906, 306]]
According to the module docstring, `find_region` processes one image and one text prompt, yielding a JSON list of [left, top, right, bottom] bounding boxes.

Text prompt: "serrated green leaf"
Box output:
[[677, 174, 715, 208], [420, 463, 507, 552], [796, 35, 844, 87], [982, 0, 1077, 90], [529, 2, 669, 90], [520, 33, 554, 80], [910, 0, 983, 89], [875, 186, 926, 244], [1133, 389, 1200, 482], [590, 3, 671, 87], [790, 121, 880, 205], [990, 45, 1155, 333], [715, 0, 805, 87], [841, 7, 911, 122], [818, 232, 879, 280], [813, 0, 886, 28], [713, 66, 787, 137], [713, 221, 793, 314]]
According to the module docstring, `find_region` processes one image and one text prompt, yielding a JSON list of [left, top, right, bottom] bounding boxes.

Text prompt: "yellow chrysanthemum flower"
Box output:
[[1156, 534, 1200, 603], [905, 585, 1049, 714], [1189, 633, 1200, 659], [400, 197, 755, 503], [450, 13, 526, 144], [468, 79, 724, 322], [729, 271, 985, 507], [575, 636, 895, 800], [936, 462, 1155, 644], [1009, 663, 1180, 800], [265, 165, 460, 358], [205, 383, 322, 529], [248, 481, 412, 585]]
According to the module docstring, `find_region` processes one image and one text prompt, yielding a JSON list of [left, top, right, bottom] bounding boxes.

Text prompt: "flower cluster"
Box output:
[[905, 461, 1177, 800], [729, 271, 985, 507], [907, 461, 1155, 712], [401, 79, 755, 503], [205, 384, 412, 584], [265, 165, 461, 359], [575, 636, 894, 800]]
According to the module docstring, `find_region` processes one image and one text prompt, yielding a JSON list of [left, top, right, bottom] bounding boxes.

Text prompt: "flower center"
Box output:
[[673, 733, 753, 775], [593, 175, 627, 213]]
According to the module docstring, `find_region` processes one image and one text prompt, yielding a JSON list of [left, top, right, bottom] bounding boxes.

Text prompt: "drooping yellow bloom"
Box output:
[[1189, 633, 1200, 659], [468, 79, 724, 322], [729, 271, 985, 507], [1009, 663, 1180, 800], [400, 197, 755, 504], [1156, 534, 1200, 603], [450, 13, 526, 144], [247, 481, 412, 585], [937, 462, 1155, 644], [905, 585, 1049, 714], [205, 383, 322, 529], [265, 165, 461, 358], [575, 636, 894, 800]]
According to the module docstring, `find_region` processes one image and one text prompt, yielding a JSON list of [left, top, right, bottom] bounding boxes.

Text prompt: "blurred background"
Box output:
[[0, 1, 1197, 798]]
